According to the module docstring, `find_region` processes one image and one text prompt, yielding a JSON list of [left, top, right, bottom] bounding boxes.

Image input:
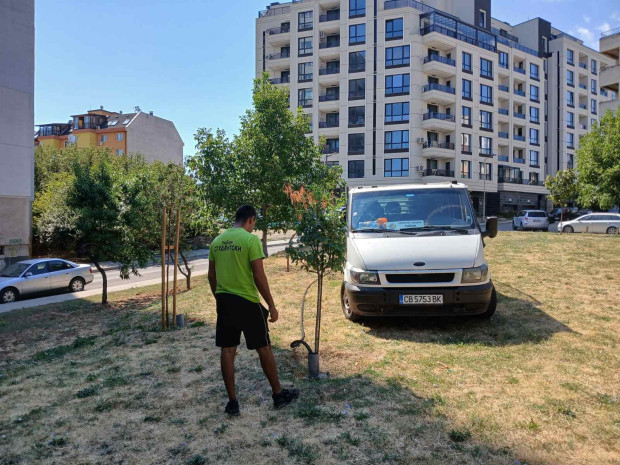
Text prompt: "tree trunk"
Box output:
[[172, 208, 180, 326], [93, 260, 107, 305], [262, 225, 269, 258], [161, 207, 167, 330], [313, 272, 323, 354], [560, 210, 564, 235], [178, 251, 191, 290], [165, 209, 171, 326]]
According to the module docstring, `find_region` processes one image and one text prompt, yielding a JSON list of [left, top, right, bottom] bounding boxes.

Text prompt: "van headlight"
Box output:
[[461, 264, 489, 283], [350, 269, 380, 284]]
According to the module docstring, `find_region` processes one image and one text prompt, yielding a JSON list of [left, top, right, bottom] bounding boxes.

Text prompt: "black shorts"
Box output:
[[215, 293, 270, 350]]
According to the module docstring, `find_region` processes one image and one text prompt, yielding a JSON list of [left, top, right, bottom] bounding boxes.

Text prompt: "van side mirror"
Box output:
[[482, 217, 498, 239]]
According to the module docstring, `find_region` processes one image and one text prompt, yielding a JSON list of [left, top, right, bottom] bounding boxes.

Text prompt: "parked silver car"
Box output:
[[512, 210, 550, 231], [0, 259, 94, 304], [558, 213, 620, 234]]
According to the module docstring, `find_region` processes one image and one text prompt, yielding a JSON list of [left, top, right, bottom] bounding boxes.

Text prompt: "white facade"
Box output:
[[0, 0, 35, 268], [126, 112, 185, 165]]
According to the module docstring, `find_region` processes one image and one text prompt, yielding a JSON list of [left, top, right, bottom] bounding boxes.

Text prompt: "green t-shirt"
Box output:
[[210, 228, 265, 303]]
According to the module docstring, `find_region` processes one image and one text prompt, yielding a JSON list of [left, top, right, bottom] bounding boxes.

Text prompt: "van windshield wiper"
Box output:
[[351, 228, 418, 235], [400, 226, 471, 234]]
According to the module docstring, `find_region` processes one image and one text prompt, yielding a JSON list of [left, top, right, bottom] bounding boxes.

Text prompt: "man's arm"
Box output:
[[250, 258, 278, 322], [208, 259, 217, 296]]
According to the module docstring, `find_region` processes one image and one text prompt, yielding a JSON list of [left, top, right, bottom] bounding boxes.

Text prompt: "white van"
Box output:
[[341, 182, 498, 320]]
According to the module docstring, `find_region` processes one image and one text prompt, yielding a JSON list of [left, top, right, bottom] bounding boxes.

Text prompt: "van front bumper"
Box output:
[[343, 281, 493, 317]]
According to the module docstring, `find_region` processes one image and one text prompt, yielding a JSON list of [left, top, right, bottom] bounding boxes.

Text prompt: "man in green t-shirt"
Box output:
[[208, 205, 299, 416]]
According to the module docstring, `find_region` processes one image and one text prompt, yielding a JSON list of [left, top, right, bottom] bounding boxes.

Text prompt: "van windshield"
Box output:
[[350, 188, 476, 232]]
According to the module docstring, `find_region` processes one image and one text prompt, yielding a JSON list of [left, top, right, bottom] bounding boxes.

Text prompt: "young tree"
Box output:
[[189, 73, 337, 256], [545, 169, 578, 232], [285, 180, 346, 378], [576, 109, 620, 210]]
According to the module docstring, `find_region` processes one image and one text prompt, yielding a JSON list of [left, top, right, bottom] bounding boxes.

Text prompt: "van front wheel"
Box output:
[[475, 286, 497, 319], [341, 285, 362, 322]]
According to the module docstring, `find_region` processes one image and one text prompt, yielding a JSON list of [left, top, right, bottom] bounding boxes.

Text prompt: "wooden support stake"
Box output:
[[173, 208, 181, 326], [161, 207, 167, 329]]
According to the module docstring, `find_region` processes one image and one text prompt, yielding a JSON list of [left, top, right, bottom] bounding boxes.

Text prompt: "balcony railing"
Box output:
[[268, 52, 290, 60], [580, 124, 587, 130], [270, 77, 290, 84], [498, 177, 523, 184], [319, 11, 340, 22], [514, 112, 525, 119], [579, 104, 587, 110], [514, 158, 525, 164], [322, 146, 339, 154], [514, 66, 526, 75], [385, 0, 435, 14], [601, 26, 620, 38], [514, 89, 525, 97], [423, 55, 456, 66], [421, 169, 455, 177], [514, 135, 525, 142], [319, 120, 339, 128], [579, 62, 587, 69], [498, 155, 509, 162], [319, 67, 340, 75], [579, 83, 587, 89], [319, 40, 340, 49], [423, 112, 455, 122], [422, 83, 456, 94], [499, 85, 509, 92], [319, 94, 339, 102], [267, 25, 290, 35], [499, 132, 509, 139], [423, 141, 455, 150], [499, 108, 509, 115]]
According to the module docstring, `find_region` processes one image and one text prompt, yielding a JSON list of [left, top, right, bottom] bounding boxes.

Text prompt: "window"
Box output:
[[385, 130, 409, 151], [567, 49, 574, 65], [116, 149, 124, 156], [462, 106, 472, 126], [325, 138, 339, 153], [530, 106, 540, 123], [386, 45, 410, 68], [116, 133, 124, 141], [386, 18, 403, 40], [479, 136, 492, 155], [348, 160, 365, 178], [100, 134, 108, 143], [591, 79, 597, 94], [480, 162, 492, 180], [530, 63, 539, 80], [567, 153, 574, 169], [566, 69, 574, 86], [462, 52, 472, 72], [529, 172, 539, 184], [27, 262, 49, 276], [461, 133, 472, 153], [298, 88, 313, 107], [347, 108, 364, 129], [480, 84, 493, 104], [462, 79, 472, 99], [591, 59, 597, 74], [385, 102, 409, 123], [499, 51, 508, 69], [349, 78, 365, 100], [48, 260, 73, 272], [122, 118, 131, 125], [298, 11, 313, 31], [461, 160, 472, 179], [529, 128, 539, 145], [478, 9, 486, 28], [567, 132, 574, 148], [529, 150, 539, 167], [384, 158, 409, 177], [298, 62, 313, 82], [348, 133, 365, 155], [530, 85, 539, 102], [591, 99, 597, 114], [298, 37, 313, 57], [385, 74, 409, 95], [349, 51, 366, 72], [479, 110, 493, 130], [349, 23, 366, 44], [480, 58, 493, 78], [567, 90, 574, 107], [349, 0, 365, 18], [567, 112, 574, 128]]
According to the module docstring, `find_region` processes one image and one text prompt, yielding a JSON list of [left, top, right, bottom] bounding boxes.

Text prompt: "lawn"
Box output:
[[0, 232, 618, 465]]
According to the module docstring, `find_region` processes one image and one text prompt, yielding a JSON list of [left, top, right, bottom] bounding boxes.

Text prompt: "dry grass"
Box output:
[[0, 232, 618, 465]]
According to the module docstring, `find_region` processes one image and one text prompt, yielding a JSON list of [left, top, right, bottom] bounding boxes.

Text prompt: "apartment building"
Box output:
[[256, 0, 616, 214], [0, 0, 35, 271], [600, 27, 620, 115], [35, 107, 184, 165]]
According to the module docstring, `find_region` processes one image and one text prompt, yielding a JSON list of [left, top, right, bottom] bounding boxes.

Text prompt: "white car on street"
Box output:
[[0, 259, 94, 304], [512, 210, 550, 231], [558, 213, 620, 234]]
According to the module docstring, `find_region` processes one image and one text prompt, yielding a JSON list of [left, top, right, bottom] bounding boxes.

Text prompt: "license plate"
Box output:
[[399, 295, 443, 305]]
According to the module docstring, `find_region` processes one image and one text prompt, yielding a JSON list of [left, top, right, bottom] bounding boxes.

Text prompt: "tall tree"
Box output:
[[545, 169, 578, 231], [189, 73, 338, 256], [576, 109, 620, 210]]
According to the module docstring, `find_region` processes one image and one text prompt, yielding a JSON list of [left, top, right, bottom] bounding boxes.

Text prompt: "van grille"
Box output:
[[385, 273, 455, 284]]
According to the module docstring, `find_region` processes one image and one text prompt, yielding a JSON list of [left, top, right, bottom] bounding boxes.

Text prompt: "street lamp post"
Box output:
[[481, 153, 496, 220]]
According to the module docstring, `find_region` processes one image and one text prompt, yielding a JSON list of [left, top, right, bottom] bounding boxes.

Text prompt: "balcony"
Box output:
[[270, 76, 290, 85], [422, 83, 456, 105], [422, 141, 456, 159], [319, 39, 340, 49], [318, 120, 339, 128], [579, 104, 587, 110], [319, 94, 339, 102], [579, 83, 587, 90], [498, 155, 509, 162], [266, 25, 291, 45], [498, 177, 523, 184], [319, 11, 340, 23], [322, 146, 339, 154], [423, 55, 456, 78], [514, 112, 525, 119], [579, 62, 587, 70], [499, 84, 509, 92], [319, 67, 339, 75], [498, 108, 509, 115], [319, 38, 340, 58], [420, 169, 456, 178], [514, 66, 526, 75], [513, 134, 525, 142], [514, 157, 525, 164], [499, 132, 509, 139], [514, 89, 526, 98]]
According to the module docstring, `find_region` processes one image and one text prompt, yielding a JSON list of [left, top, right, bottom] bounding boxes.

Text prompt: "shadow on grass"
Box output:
[[359, 292, 573, 346]]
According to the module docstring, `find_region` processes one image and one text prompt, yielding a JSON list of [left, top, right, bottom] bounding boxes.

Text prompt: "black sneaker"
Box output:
[[272, 388, 300, 409], [225, 399, 240, 416]]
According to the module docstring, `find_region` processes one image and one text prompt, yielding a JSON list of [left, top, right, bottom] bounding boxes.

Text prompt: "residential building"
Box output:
[[256, 0, 616, 214], [0, 0, 35, 271], [36, 107, 184, 164], [599, 27, 620, 115]]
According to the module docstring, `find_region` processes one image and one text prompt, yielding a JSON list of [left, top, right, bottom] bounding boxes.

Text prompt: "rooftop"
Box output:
[[601, 27, 620, 39]]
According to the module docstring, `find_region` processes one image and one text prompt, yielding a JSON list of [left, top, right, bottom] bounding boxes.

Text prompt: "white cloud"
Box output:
[[611, 11, 620, 22], [576, 27, 595, 45], [597, 22, 611, 33], [583, 16, 591, 24]]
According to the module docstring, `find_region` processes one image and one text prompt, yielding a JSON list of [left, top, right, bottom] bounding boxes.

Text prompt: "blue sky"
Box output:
[[35, 0, 620, 158]]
